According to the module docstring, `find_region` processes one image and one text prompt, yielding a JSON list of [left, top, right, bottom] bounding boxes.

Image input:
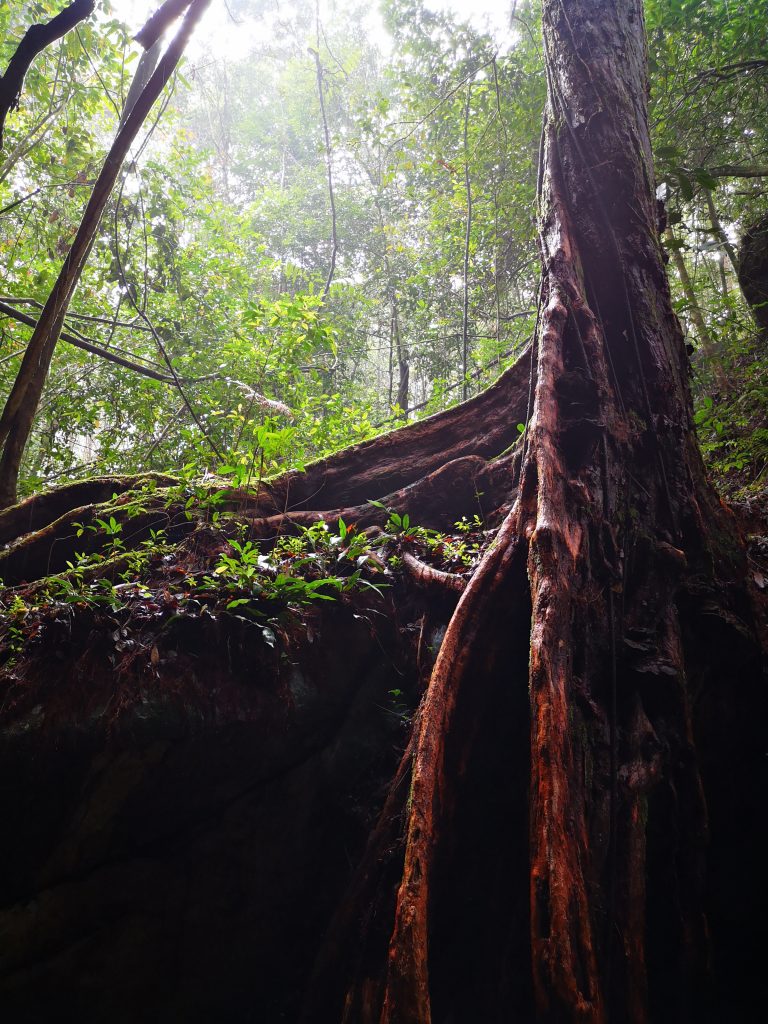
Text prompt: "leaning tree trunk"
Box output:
[[0, 1, 763, 1022]]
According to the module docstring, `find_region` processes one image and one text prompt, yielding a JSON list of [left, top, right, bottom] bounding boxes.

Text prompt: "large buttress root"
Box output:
[[379, 511, 527, 1023], [254, 351, 531, 517], [0, 359, 530, 584]]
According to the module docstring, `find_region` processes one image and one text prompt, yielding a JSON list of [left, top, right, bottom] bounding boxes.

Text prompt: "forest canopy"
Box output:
[[0, 0, 766, 502]]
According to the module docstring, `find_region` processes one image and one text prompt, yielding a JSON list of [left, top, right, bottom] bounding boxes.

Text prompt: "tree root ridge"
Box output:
[[380, 508, 529, 1024], [0, 473, 177, 548], [400, 553, 466, 595], [252, 351, 531, 518]]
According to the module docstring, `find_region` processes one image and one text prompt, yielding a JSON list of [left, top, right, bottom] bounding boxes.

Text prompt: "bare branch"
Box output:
[[707, 164, 768, 179], [693, 58, 768, 83], [0, 301, 177, 383]]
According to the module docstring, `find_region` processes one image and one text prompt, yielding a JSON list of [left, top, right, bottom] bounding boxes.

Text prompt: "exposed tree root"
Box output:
[[0, 368, 528, 583], [0, 485, 184, 585], [380, 509, 527, 1023], [0, 473, 176, 547], [400, 553, 466, 595], [251, 349, 531, 517], [248, 453, 506, 541]]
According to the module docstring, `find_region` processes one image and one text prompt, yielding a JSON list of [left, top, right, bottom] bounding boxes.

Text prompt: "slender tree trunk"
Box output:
[[461, 80, 473, 400], [665, 227, 727, 387], [738, 212, 768, 341], [704, 189, 738, 279], [392, 296, 409, 416], [312, 5, 338, 302], [371, 191, 409, 417]]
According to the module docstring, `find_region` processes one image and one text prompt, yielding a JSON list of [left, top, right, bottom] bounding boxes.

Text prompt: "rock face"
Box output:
[[0, 604, 412, 1022]]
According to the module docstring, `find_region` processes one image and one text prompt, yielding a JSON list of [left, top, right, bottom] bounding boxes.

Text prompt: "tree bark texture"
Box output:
[[0, 1, 764, 1022], [738, 212, 768, 341]]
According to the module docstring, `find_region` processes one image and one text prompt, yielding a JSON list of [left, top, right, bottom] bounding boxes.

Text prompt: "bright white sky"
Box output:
[[108, 0, 516, 62]]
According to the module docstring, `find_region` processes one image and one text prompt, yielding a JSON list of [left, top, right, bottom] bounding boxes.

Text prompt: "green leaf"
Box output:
[[691, 167, 718, 191], [675, 169, 694, 201]]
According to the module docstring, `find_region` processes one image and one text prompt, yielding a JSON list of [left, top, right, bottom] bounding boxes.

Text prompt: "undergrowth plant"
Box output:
[[0, 482, 492, 667]]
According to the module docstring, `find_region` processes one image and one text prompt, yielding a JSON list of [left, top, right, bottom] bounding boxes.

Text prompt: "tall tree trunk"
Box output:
[[704, 189, 738, 281], [392, 296, 409, 416], [738, 212, 768, 341], [302, 1, 758, 1020], [461, 78, 473, 400]]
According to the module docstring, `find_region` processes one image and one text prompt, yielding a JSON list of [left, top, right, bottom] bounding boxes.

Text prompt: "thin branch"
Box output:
[[0, 301, 176, 382], [133, 305, 224, 460], [0, 349, 26, 367], [663, 230, 727, 389], [0, 100, 67, 184], [706, 164, 768, 179], [0, 296, 152, 331], [704, 189, 738, 276], [386, 55, 496, 150], [112, 178, 223, 460], [693, 58, 768, 83], [74, 24, 121, 120], [0, 179, 93, 217]]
